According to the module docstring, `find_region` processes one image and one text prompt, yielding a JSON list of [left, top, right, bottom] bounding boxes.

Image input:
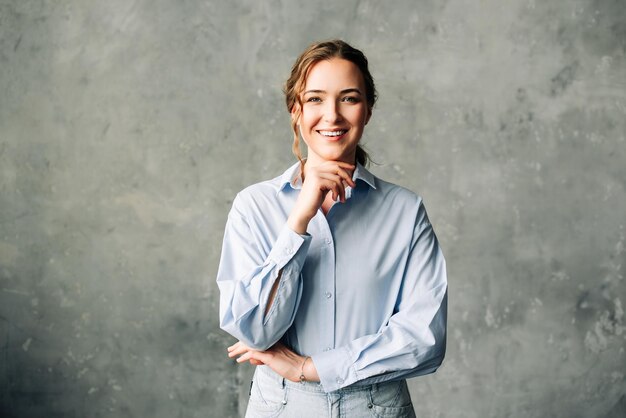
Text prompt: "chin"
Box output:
[[320, 146, 357, 162], [321, 153, 352, 162]]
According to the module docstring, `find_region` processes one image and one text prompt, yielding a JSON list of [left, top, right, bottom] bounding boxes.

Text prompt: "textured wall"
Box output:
[[1, 0, 624, 417]]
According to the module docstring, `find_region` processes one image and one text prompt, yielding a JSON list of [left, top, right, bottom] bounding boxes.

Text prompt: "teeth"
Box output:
[[319, 130, 347, 137]]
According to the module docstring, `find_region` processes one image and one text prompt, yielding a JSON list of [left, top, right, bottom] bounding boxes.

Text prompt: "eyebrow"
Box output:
[[303, 88, 363, 95]]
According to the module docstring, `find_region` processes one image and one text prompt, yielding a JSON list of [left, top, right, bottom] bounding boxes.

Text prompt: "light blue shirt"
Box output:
[[217, 162, 447, 393]]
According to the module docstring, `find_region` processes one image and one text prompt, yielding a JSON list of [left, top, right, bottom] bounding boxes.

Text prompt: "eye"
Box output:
[[305, 96, 322, 103], [342, 96, 359, 103]]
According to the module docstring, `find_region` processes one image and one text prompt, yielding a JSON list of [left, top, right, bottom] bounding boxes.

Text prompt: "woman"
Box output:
[[217, 40, 447, 417]]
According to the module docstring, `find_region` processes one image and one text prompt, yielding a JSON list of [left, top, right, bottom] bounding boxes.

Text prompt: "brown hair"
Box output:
[[284, 39, 377, 175]]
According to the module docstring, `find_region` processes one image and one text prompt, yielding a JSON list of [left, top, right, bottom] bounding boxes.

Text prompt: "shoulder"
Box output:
[[369, 175, 431, 227], [237, 177, 281, 200], [357, 164, 423, 207], [231, 166, 293, 215], [372, 176, 424, 208]]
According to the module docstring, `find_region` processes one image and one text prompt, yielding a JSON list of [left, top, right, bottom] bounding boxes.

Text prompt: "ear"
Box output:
[[290, 104, 301, 125]]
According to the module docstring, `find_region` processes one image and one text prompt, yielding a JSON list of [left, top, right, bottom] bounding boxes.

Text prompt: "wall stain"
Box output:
[[550, 61, 579, 96], [13, 35, 22, 52]]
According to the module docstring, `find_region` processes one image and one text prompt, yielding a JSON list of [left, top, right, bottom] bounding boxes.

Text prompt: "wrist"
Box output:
[[299, 356, 310, 384], [287, 212, 311, 235], [302, 356, 319, 382]]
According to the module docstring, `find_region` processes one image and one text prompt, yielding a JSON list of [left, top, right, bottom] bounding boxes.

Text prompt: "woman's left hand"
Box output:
[[227, 341, 316, 383]]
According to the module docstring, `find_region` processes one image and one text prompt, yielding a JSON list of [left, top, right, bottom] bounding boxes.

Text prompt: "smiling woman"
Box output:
[[216, 40, 448, 418], [297, 58, 371, 168]]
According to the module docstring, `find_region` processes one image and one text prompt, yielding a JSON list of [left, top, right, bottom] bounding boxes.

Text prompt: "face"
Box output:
[[294, 58, 372, 165]]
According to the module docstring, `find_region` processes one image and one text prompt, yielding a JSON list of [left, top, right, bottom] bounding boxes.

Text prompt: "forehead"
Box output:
[[304, 58, 365, 90]]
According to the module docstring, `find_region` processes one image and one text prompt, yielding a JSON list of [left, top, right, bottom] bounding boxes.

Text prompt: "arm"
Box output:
[[217, 193, 312, 350], [218, 161, 355, 350], [230, 202, 447, 392], [228, 341, 320, 382], [312, 203, 448, 392]]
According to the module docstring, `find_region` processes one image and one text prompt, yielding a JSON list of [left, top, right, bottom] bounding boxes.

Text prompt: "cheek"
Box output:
[[350, 108, 369, 126], [300, 110, 319, 129]]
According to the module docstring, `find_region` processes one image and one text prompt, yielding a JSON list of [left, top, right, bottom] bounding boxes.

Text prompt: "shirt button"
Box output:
[[286, 248, 294, 255], [324, 347, 331, 352], [325, 238, 332, 245], [325, 292, 332, 299], [336, 378, 343, 384]]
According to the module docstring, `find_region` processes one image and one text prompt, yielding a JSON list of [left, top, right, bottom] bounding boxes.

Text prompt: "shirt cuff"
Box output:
[[267, 224, 311, 270], [311, 346, 358, 392]]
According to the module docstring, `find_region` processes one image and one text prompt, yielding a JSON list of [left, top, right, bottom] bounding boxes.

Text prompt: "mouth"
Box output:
[[317, 129, 348, 140]]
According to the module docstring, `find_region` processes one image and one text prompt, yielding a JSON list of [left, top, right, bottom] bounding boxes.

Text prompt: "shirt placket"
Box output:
[[312, 212, 336, 353]]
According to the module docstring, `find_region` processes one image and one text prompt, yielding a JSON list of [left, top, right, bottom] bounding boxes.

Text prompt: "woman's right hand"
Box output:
[[287, 161, 356, 234]]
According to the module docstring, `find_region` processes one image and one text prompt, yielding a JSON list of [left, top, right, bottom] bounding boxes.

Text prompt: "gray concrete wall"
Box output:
[[1, 0, 624, 417]]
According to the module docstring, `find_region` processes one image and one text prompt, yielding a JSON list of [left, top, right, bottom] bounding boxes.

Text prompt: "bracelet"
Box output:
[[299, 356, 310, 384]]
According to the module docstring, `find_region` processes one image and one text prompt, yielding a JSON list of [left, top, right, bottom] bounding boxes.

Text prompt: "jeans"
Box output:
[[245, 365, 416, 418]]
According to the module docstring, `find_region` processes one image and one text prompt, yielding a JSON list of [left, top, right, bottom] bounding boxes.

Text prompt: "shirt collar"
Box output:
[[277, 161, 377, 195], [353, 162, 377, 190]]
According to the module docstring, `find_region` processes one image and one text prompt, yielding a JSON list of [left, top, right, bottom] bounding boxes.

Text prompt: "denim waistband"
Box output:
[[255, 365, 399, 395]]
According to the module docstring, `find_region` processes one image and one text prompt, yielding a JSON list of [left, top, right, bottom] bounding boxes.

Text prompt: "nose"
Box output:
[[323, 100, 343, 123]]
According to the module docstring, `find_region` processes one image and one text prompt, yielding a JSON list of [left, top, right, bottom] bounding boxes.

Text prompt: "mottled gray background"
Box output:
[[1, 0, 624, 417]]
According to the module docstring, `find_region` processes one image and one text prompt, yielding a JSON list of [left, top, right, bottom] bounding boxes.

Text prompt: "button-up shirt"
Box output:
[[217, 162, 447, 392]]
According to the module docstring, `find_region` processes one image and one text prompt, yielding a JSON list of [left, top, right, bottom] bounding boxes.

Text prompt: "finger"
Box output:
[[318, 173, 345, 194], [318, 173, 346, 189], [336, 168, 356, 188], [307, 170, 353, 195], [227, 341, 247, 354], [337, 165, 356, 185], [236, 351, 253, 363], [228, 342, 255, 360], [332, 161, 356, 171], [335, 182, 346, 203], [323, 177, 346, 202], [318, 166, 355, 189], [331, 180, 344, 202], [317, 172, 342, 182], [238, 350, 271, 365], [315, 161, 354, 178], [318, 178, 342, 202], [329, 182, 342, 202], [228, 345, 249, 358], [227, 342, 242, 353]]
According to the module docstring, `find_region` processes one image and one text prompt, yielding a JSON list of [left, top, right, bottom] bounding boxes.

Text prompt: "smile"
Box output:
[[318, 130, 347, 137]]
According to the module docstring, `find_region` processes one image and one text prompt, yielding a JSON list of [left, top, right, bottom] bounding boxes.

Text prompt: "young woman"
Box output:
[[217, 40, 447, 417]]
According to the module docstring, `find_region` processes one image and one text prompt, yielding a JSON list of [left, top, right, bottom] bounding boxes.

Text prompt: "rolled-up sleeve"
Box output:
[[312, 202, 447, 392], [217, 193, 312, 350]]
